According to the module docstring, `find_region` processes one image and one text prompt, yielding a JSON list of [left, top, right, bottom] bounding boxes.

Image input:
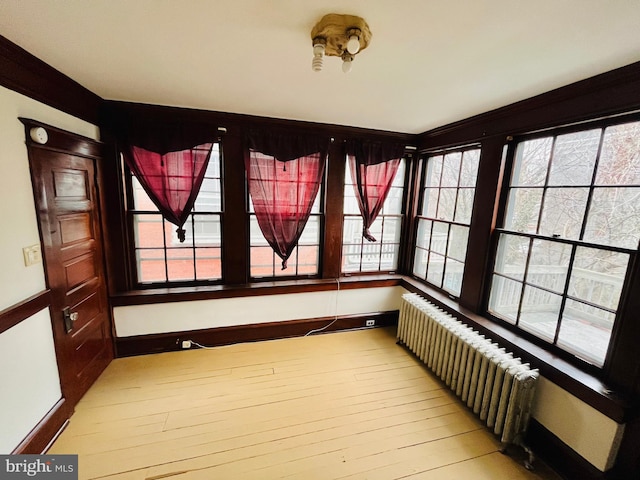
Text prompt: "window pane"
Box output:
[[459, 149, 480, 187], [343, 183, 360, 214], [494, 234, 529, 281], [511, 137, 552, 186], [504, 188, 543, 233], [342, 244, 362, 273], [454, 188, 475, 224], [488, 275, 522, 324], [557, 300, 615, 367], [538, 187, 589, 239], [134, 214, 165, 248], [426, 252, 445, 287], [195, 247, 221, 280], [250, 216, 269, 245], [548, 129, 600, 186], [382, 216, 402, 244], [382, 186, 403, 215], [448, 225, 469, 262], [250, 246, 274, 277], [431, 221, 449, 255], [422, 188, 439, 217], [596, 121, 640, 185], [568, 247, 629, 311], [191, 215, 221, 247], [443, 257, 464, 296], [392, 159, 406, 187], [166, 248, 195, 281], [441, 152, 461, 187], [413, 247, 428, 278], [437, 188, 457, 221], [416, 219, 432, 249], [380, 243, 399, 271], [137, 249, 166, 283], [298, 216, 320, 245], [343, 217, 363, 244], [584, 187, 640, 249], [526, 239, 571, 293], [132, 176, 158, 211], [361, 243, 382, 272], [519, 286, 561, 342], [425, 155, 443, 188], [297, 245, 319, 275], [194, 178, 222, 212]]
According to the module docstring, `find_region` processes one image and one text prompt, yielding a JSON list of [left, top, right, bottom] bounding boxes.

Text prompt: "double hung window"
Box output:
[[488, 119, 640, 367], [413, 147, 480, 296]]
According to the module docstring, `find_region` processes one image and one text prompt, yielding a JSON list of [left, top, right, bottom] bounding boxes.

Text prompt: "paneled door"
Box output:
[[24, 120, 113, 408]]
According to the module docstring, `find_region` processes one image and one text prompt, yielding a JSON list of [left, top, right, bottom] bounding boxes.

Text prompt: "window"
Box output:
[[413, 148, 480, 296], [130, 143, 223, 284], [489, 119, 640, 367], [342, 159, 405, 273], [249, 193, 322, 278]]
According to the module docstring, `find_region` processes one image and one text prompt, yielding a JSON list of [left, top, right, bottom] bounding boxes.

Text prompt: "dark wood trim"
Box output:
[[419, 61, 640, 148], [459, 138, 506, 311], [19, 118, 103, 157], [115, 310, 398, 357], [526, 419, 609, 480], [0, 290, 51, 335], [0, 35, 102, 124], [11, 398, 72, 454], [400, 277, 635, 423], [111, 275, 403, 306], [221, 132, 249, 284], [103, 101, 416, 143], [322, 139, 346, 278]]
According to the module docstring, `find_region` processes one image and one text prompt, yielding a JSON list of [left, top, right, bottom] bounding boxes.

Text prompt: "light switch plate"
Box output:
[[23, 244, 42, 266]]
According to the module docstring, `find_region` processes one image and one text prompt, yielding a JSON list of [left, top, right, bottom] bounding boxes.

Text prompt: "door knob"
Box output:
[[63, 307, 78, 333]]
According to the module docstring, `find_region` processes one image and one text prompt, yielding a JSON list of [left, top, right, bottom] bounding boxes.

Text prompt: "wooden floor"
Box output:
[[49, 327, 561, 480]]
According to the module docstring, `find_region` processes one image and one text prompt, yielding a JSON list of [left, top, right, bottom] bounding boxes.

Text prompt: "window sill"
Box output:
[[110, 274, 404, 306]]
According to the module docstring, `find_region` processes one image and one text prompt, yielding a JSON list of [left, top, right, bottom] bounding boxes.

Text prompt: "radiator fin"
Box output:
[[397, 293, 538, 448]]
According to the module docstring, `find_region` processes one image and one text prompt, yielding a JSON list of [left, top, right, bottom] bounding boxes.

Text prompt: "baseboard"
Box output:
[[527, 418, 611, 480], [11, 397, 72, 454], [115, 310, 398, 357]]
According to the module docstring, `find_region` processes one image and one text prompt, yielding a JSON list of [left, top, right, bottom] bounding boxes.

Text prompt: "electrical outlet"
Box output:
[[181, 340, 192, 349], [366, 319, 375, 327]]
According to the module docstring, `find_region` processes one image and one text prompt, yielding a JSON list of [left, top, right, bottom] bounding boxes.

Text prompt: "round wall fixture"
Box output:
[[30, 126, 48, 144]]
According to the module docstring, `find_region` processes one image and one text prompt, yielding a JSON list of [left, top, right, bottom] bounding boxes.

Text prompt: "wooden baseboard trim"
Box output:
[[115, 311, 398, 357], [527, 418, 609, 480], [11, 397, 72, 454]]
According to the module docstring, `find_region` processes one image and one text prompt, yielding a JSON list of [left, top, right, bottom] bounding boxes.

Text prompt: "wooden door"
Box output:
[[25, 120, 113, 408]]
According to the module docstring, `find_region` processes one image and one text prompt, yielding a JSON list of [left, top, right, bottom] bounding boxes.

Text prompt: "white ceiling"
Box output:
[[1, 0, 640, 134]]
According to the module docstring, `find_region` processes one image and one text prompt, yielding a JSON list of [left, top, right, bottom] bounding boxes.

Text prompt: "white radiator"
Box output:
[[398, 293, 538, 468]]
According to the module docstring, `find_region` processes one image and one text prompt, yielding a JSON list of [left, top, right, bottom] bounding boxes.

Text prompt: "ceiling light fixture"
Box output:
[[311, 14, 371, 73]]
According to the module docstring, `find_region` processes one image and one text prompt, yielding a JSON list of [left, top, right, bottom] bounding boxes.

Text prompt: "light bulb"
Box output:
[[312, 43, 325, 72], [347, 35, 360, 54], [342, 55, 353, 73]]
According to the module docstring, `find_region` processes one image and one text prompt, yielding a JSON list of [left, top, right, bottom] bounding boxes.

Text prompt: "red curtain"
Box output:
[[246, 130, 329, 269], [346, 139, 405, 242], [124, 143, 213, 242]]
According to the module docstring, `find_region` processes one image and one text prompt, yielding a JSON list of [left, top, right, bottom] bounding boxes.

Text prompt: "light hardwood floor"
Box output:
[[49, 327, 561, 480]]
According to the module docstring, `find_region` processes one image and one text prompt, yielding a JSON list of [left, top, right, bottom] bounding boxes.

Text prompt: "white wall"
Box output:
[[0, 85, 99, 453], [114, 286, 405, 337], [532, 377, 624, 471]]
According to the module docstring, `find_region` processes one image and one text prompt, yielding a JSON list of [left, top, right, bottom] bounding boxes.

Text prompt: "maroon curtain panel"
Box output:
[[246, 130, 329, 269], [124, 143, 214, 242], [346, 139, 405, 242]]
